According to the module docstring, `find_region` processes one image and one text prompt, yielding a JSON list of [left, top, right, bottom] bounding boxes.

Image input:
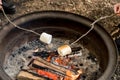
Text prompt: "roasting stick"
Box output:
[[1, 7, 41, 36], [58, 14, 117, 56], [70, 13, 117, 46]]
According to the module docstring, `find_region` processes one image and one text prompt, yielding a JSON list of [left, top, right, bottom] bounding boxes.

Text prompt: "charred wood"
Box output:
[[17, 70, 51, 80]]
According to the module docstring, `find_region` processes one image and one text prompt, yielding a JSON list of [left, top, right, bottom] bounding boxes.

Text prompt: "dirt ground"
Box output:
[[0, 0, 120, 80]]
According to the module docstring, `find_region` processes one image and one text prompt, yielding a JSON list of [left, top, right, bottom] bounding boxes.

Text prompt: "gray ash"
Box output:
[[4, 38, 102, 80]]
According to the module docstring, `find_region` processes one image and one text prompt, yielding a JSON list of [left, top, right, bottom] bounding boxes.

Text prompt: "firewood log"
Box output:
[[29, 59, 66, 75], [29, 57, 77, 76], [17, 70, 49, 80]]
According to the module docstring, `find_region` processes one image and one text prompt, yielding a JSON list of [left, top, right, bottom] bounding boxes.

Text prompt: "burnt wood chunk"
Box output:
[[29, 57, 77, 76], [33, 51, 49, 57], [17, 70, 46, 80], [72, 47, 82, 52], [29, 59, 66, 75], [33, 51, 58, 58]]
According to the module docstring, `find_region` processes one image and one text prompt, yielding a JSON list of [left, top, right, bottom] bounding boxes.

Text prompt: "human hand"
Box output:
[[114, 3, 120, 16], [0, 0, 2, 10]]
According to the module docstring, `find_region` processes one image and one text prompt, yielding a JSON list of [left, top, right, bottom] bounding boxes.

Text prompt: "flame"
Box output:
[[54, 57, 70, 66], [37, 69, 58, 80], [64, 70, 83, 80]]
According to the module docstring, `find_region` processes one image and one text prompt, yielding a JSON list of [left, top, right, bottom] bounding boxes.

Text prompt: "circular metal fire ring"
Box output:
[[0, 11, 118, 80]]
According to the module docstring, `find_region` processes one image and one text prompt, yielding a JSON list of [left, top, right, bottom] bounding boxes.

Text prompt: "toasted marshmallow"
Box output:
[[57, 45, 72, 56], [40, 32, 52, 44]]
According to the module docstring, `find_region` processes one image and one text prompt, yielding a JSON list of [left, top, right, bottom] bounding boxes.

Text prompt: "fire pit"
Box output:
[[0, 11, 118, 80]]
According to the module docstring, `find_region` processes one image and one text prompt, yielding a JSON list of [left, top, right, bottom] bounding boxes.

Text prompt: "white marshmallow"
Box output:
[[39, 32, 52, 44], [57, 45, 72, 56]]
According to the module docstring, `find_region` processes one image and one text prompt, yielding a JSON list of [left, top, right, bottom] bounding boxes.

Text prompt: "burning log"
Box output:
[[29, 59, 68, 75], [36, 69, 58, 80], [23, 59, 63, 80], [36, 57, 77, 75], [29, 57, 83, 80], [17, 70, 50, 80]]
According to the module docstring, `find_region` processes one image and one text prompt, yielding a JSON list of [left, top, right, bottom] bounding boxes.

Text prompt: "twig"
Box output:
[[70, 13, 116, 46], [1, 7, 41, 36]]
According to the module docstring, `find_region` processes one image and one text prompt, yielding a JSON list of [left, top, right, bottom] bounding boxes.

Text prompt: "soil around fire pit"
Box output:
[[0, 0, 120, 80]]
